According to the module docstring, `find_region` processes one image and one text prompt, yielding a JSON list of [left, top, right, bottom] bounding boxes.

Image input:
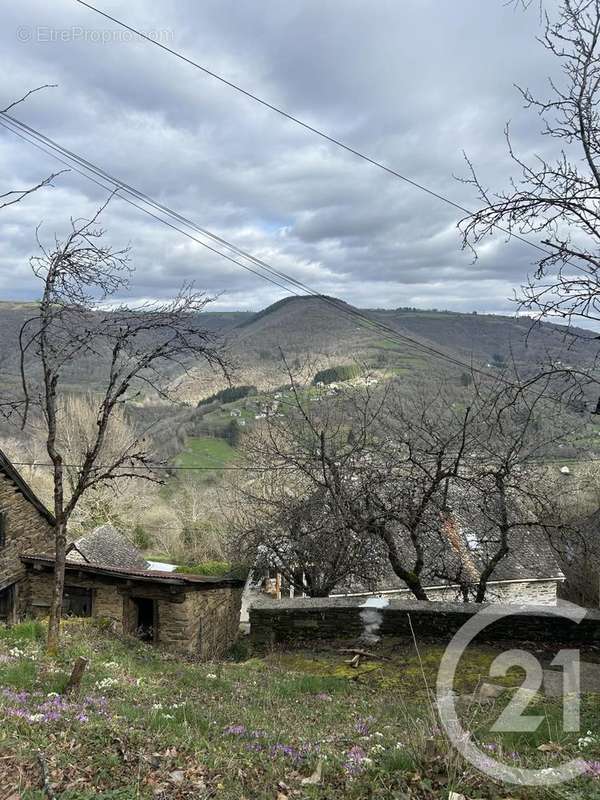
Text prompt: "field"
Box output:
[[0, 622, 599, 799], [175, 436, 238, 471]]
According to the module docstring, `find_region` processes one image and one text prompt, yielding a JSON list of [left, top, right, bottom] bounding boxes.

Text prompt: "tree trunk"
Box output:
[[380, 527, 429, 601], [47, 517, 67, 655], [64, 656, 89, 695]]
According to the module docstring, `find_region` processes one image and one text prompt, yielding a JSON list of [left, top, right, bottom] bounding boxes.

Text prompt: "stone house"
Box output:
[[0, 448, 55, 623], [0, 449, 244, 658], [256, 507, 565, 608], [23, 553, 244, 659]]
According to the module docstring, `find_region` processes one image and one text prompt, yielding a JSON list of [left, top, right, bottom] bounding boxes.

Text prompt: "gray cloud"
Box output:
[[0, 0, 560, 313]]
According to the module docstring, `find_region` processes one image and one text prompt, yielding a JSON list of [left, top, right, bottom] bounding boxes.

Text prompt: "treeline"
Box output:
[[313, 365, 361, 385], [197, 385, 257, 407]]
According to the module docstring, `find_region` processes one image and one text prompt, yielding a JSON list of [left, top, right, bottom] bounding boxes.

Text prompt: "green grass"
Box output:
[[174, 435, 237, 470], [0, 622, 599, 799], [174, 561, 249, 580]]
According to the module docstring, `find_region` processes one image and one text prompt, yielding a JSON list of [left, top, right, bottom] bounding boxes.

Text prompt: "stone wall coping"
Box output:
[[249, 595, 600, 620]]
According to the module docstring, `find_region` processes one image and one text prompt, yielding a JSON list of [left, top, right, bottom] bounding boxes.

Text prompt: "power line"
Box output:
[[10, 461, 284, 471], [74, 0, 553, 261], [0, 118, 299, 299], [0, 112, 502, 381], [11, 455, 599, 470]]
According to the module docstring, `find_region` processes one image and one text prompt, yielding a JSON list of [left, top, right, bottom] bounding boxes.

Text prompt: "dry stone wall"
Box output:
[[0, 474, 54, 620], [250, 596, 600, 647], [365, 579, 560, 607], [28, 571, 124, 628]]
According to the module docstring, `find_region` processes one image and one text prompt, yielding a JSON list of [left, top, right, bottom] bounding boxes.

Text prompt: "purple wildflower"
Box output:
[[586, 761, 600, 778], [355, 716, 375, 736], [344, 745, 367, 777], [224, 724, 246, 736], [270, 743, 303, 763]]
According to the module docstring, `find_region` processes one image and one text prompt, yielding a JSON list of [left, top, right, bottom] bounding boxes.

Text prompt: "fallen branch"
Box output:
[[339, 648, 389, 661]]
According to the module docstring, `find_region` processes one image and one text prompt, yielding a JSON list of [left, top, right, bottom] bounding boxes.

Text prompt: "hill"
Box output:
[[174, 296, 599, 402], [0, 297, 597, 404]]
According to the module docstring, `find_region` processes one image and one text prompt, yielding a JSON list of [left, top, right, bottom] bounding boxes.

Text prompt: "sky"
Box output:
[[0, 0, 563, 313]]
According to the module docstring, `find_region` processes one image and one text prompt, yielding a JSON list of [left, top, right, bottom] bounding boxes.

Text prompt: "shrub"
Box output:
[[175, 561, 249, 579], [132, 524, 152, 550], [197, 385, 257, 408]]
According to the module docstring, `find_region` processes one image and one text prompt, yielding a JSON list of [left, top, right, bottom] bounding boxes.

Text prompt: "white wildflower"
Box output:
[[206, 673, 217, 679], [94, 677, 118, 690], [578, 734, 596, 748]]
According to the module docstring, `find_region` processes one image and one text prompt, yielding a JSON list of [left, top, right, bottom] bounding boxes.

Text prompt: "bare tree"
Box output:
[[1, 86, 65, 211], [460, 1, 600, 341], [1, 86, 67, 421], [231, 371, 388, 596], [12, 200, 227, 651], [232, 365, 477, 600], [431, 380, 573, 601], [233, 362, 574, 602]]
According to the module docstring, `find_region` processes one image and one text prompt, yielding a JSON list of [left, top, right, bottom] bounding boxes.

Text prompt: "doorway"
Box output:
[[132, 597, 157, 642], [0, 585, 14, 624]]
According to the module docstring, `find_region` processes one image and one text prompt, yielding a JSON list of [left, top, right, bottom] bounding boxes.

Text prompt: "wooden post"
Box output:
[[64, 656, 89, 695]]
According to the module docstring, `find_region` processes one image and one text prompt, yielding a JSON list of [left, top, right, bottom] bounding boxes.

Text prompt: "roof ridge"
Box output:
[[0, 447, 55, 526]]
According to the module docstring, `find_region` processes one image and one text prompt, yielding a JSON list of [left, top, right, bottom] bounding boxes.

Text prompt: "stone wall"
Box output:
[[28, 571, 124, 628], [162, 587, 244, 659], [342, 579, 560, 607], [0, 473, 54, 620], [250, 596, 600, 647]]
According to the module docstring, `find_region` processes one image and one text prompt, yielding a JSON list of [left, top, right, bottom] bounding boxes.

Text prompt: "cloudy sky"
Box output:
[[0, 0, 561, 313]]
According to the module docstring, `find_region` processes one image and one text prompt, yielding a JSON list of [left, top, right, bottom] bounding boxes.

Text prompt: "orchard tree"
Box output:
[[12, 200, 228, 652]]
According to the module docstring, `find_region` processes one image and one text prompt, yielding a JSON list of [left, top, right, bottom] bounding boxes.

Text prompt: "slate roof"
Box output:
[[21, 554, 246, 588], [0, 447, 55, 525], [337, 493, 563, 597], [67, 525, 149, 571]]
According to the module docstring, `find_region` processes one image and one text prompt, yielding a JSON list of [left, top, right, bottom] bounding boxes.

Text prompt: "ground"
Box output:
[[0, 622, 599, 799]]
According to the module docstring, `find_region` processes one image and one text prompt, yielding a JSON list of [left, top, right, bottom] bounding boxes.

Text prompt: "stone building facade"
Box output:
[[0, 449, 55, 623], [23, 557, 244, 659], [332, 577, 563, 606], [0, 448, 244, 659]]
